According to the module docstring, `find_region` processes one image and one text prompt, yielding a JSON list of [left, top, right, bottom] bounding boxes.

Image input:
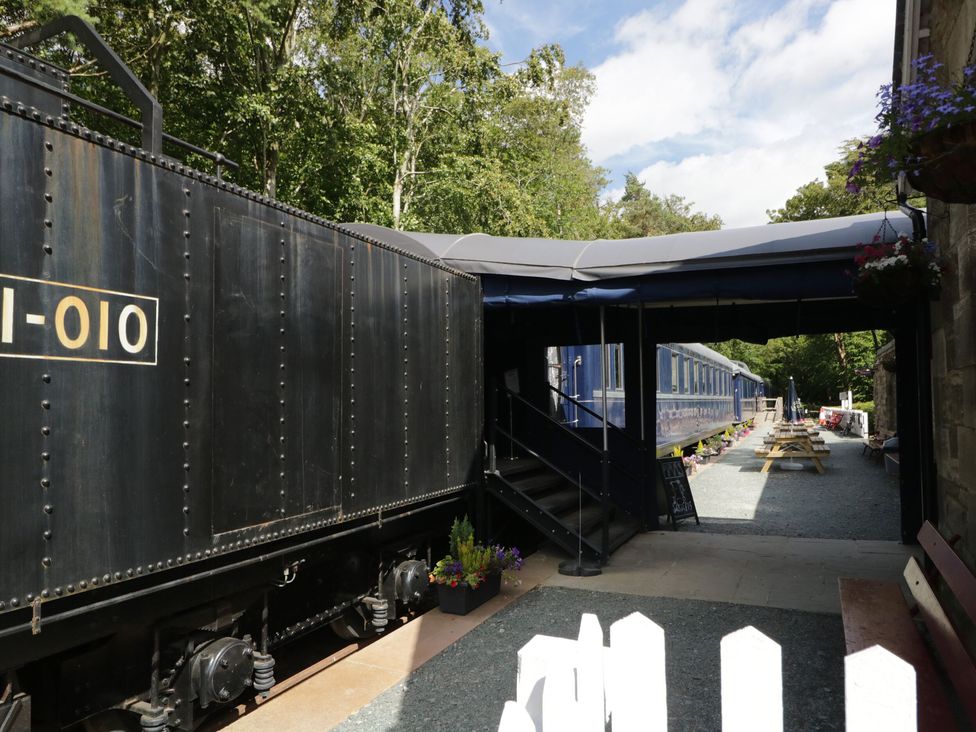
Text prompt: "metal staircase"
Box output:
[[486, 384, 643, 565]]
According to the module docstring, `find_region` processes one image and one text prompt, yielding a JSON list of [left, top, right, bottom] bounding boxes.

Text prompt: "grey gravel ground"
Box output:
[[684, 426, 900, 540], [333, 586, 845, 732], [333, 425, 892, 731]]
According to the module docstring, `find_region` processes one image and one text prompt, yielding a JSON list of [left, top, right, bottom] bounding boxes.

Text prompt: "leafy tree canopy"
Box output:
[[611, 173, 721, 237], [766, 140, 924, 223], [0, 0, 725, 241]]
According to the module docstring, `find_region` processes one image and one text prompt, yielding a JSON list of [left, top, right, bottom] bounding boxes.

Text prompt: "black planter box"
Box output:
[[436, 573, 502, 615]]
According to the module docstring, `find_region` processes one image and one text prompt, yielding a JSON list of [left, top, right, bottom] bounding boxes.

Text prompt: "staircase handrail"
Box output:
[[546, 384, 640, 447], [490, 424, 603, 505], [498, 384, 602, 457]]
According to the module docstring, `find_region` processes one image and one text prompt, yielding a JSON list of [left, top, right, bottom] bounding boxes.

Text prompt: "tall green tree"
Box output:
[[766, 141, 901, 223], [611, 173, 721, 237]]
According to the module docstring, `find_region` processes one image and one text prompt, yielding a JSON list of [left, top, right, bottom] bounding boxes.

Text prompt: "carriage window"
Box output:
[[690, 360, 697, 394], [606, 344, 624, 391], [684, 358, 691, 394], [672, 353, 679, 393]]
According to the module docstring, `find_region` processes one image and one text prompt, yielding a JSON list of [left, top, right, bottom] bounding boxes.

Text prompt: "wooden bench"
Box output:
[[862, 432, 890, 461], [838, 521, 976, 731]]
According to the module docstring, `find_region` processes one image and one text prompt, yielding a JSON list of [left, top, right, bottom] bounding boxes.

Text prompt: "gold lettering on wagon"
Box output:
[[0, 274, 158, 365]]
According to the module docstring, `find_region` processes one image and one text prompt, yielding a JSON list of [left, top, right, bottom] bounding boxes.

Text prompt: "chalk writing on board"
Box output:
[[657, 456, 700, 528]]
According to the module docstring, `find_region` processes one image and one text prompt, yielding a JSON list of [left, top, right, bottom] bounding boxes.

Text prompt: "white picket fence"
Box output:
[[497, 612, 917, 732]]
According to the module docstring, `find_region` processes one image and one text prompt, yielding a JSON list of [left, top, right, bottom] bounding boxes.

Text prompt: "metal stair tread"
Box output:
[[533, 487, 585, 515], [495, 456, 543, 479], [584, 516, 640, 553], [558, 503, 604, 537], [509, 472, 566, 494]]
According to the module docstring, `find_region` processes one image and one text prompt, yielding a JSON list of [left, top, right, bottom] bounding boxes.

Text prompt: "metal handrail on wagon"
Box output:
[[4, 15, 238, 177]]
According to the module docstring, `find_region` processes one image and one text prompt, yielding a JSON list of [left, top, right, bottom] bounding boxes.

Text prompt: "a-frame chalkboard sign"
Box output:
[[658, 456, 700, 529]]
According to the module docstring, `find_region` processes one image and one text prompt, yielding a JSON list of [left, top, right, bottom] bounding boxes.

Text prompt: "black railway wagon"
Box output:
[[0, 18, 482, 731]]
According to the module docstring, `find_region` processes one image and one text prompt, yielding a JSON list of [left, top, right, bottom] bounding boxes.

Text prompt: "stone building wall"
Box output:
[[873, 340, 897, 437], [928, 1, 976, 573]]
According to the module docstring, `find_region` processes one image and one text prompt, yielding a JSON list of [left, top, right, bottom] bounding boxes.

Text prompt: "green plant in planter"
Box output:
[[430, 516, 522, 589], [847, 55, 976, 202], [448, 515, 475, 557]]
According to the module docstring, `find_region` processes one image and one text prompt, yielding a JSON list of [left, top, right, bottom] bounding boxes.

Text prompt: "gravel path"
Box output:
[[333, 425, 893, 731], [333, 586, 845, 732], [682, 426, 900, 540]]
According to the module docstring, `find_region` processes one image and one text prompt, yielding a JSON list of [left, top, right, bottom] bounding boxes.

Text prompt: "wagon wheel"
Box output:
[[328, 607, 376, 640], [80, 709, 139, 732]]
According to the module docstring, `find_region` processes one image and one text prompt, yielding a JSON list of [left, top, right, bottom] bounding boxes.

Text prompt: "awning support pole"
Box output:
[[600, 306, 610, 562], [638, 304, 648, 530]]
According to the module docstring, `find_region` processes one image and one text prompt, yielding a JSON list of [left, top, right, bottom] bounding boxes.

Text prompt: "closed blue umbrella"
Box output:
[[785, 376, 799, 423]]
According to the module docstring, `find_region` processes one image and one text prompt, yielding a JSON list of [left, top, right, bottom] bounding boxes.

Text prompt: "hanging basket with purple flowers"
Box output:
[[847, 55, 976, 204]]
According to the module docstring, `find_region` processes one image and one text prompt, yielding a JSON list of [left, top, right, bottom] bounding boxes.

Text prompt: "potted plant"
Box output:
[[847, 55, 976, 203], [695, 440, 710, 464], [852, 232, 943, 303], [429, 516, 522, 615]]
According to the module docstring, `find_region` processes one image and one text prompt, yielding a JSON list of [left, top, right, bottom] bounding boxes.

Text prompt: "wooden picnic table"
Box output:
[[755, 434, 830, 473], [764, 431, 825, 445]]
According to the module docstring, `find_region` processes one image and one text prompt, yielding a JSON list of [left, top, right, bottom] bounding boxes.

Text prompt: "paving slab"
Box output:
[[544, 530, 915, 614]]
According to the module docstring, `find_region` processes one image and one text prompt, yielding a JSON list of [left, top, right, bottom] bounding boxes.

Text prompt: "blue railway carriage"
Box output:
[[656, 343, 737, 455], [547, 343, 749, 456], [548, 344, 627, 428], [731, 360, 766, 422]]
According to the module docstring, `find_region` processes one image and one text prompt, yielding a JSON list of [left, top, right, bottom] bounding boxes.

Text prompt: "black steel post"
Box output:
[[601, 451, 610, 564], [638, 444, 648, 531], [895, 304, 924, 542], [488, 379, 498, 473]]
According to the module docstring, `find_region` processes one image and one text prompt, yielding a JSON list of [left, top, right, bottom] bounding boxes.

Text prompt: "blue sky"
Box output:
[[481, 0, 895, 228]]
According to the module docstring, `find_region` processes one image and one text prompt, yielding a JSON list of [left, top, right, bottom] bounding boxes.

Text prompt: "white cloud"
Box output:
[[582, 0, 895, 227], [635, 136, 844, 229]]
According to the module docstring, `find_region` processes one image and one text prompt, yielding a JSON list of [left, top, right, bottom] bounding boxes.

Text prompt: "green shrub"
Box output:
[[853, 401, 875, 432]]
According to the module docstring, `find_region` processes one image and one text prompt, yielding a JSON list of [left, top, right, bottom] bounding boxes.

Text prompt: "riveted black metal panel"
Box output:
[[41, 131, 186, 592], [0, 113, 48, 609], [211, 208, 282, 532], [182, 178, 217, 553], [345, 235, 405, 514], [449, 276, 483, 488], [404, 260, 449, 499], [288, 225, 342, 519]]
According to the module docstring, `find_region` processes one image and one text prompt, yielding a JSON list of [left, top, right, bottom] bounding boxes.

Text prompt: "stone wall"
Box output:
[[928, 0, 976, 579], [873, 340, 897, 437]]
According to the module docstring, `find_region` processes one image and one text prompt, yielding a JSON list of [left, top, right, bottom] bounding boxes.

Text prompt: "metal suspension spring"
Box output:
[[252, 652, 276, 695], [369, 598, 389, 632], [139, 710, 167, 732]]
